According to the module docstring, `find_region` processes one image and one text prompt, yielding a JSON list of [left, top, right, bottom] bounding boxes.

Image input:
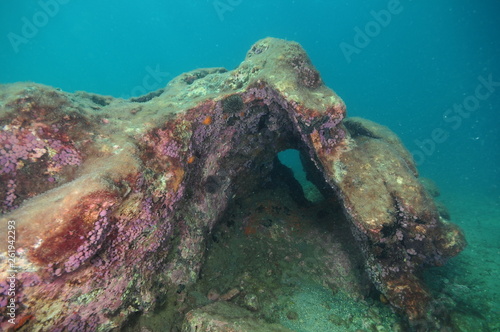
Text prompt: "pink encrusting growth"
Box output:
[[0, 122, 82, 213], [0, 128, 45, 175], [62, 211, 110, 274]]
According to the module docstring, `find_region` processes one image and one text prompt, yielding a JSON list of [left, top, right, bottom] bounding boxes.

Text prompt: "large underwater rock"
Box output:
[[0, 38, 465, 331]]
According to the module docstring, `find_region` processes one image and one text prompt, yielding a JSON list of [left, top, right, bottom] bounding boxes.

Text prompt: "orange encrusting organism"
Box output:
[[187, 156, 196, 164], [202, 116, 212, 125], [244, 225, 257, 235], [13, 314, 34, 330]]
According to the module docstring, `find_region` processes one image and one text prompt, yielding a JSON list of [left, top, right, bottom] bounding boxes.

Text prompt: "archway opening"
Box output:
[[277, 148, 324, 203]]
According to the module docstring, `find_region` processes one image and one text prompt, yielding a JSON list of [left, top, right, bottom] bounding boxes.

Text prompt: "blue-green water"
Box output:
[[1, 1, 499, 330], [1, 1, 498, 194]]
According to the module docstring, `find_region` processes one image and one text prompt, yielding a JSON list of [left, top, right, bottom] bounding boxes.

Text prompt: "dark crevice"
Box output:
[[266, 156, 312, 207], [344, 119, 381, 139], [130, 89, 164, 103], [90, 95, 111, 106]]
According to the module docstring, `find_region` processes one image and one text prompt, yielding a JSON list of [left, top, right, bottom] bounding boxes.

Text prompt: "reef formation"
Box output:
[[0, 38, 465, 331]]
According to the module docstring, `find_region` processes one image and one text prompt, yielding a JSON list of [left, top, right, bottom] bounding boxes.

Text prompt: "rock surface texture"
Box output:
[[0, 38, 465, 331]]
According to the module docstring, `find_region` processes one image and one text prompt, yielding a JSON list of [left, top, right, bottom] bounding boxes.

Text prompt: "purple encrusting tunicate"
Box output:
[[1, 125, 82, 212], [0, 129, 44, 174], [0, 127, 82, 174], [162, 139, 182, 158]]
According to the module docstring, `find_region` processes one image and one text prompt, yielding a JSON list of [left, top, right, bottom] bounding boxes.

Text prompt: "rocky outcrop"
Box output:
[[0, 38, 465, 331]]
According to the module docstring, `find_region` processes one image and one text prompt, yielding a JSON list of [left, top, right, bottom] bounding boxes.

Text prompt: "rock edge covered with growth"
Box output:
[[0, 38, 465, 331]]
